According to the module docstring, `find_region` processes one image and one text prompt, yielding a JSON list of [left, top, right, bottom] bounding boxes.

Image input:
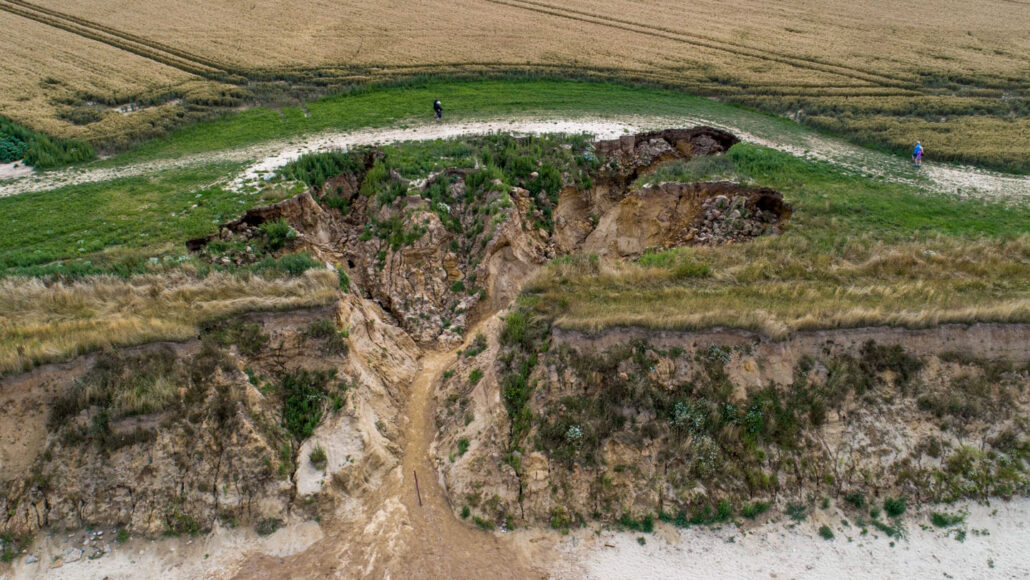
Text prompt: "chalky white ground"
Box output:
[[554, 498, 1030, 579]]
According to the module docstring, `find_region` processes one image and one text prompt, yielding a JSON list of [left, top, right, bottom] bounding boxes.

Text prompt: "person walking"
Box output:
[[912, 141, 923, 167], [433, 99, 443, 121]]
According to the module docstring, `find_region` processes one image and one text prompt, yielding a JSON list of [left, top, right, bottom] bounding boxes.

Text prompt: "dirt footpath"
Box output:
[[2, 116, 1028, 202]]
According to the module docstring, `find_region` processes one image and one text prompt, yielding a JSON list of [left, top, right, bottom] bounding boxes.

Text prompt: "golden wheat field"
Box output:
[[0, 0, 1027, 165]]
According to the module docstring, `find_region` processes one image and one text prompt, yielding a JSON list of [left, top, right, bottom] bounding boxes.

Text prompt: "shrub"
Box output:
[[883, 497, 907, 518], [252, 252, 322, 277], [818, 525, 835, 540], [469, 368, 484, 385], [260, 219, 297, 251], [670, 260, 712, 280], [931, 511, 965, 528], [280, 369, 336, 440], [255, 518, 283, 536], [464, 333, 488, 357], [337, 269, 350, 292], [461, 506, 471, 519], [457, 438, 470, 456], [741, 501, 770, 519], [0, 135, 26, 162], [309, 445, 328, 470], [116, 527, 130, 543], [786, 503, 808, 522], [473, 516, 495, 530], [279, 150, 365, 188], [843, 491, 866, 509]]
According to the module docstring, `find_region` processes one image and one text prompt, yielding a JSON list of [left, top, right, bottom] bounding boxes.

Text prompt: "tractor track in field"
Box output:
[[482, 0, 926, 92], [0, 0, 229, 79]]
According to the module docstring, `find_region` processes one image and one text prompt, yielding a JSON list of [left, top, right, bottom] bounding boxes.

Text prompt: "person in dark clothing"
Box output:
[[433, 99, 443, 121]]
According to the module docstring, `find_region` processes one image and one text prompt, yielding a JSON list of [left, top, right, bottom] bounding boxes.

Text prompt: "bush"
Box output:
[[461, 506, 470, 519], [0, 116, 94, 168], [279, 150, 365, 188], [786, 503, 808, 522], [252, 252, 322, 277], [309, 445, 328, 470], [843, 491, 866, 509], [931, 511, 965, 528], [464, 333, 488, 357], [116, 527, 130, 543], [883, 497, 907, 518], [0, 135, 26, 162], [457, 438, 470, 456], [280, 369, 336, 440], [255, 518, 283, 536], [741, 501, 770, 519], [337, 269, 350, 292], [469, 368, 484, 385], [260, 219, 297, 251], [818, 525, 835, 540]]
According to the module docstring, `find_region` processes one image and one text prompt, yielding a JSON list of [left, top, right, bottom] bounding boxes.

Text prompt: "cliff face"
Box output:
[[0, 297, 419, 538], [434, 318, 1030, 529]]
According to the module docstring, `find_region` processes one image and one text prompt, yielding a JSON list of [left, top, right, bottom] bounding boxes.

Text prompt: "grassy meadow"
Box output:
[[0, 0, 1026, 169], [524, 144, 1030, 334]]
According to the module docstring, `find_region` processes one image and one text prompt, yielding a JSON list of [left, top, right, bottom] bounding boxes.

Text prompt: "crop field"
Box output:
[[0, 0, 1027, 169]]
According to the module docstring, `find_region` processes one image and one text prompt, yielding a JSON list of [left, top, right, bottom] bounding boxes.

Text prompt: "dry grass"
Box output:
[[524, 236, 1030, 337], [0, 0, 1027, 166], [0, 268, 338, 375]]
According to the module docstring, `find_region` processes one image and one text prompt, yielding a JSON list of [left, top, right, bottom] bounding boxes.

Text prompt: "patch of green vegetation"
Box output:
[[930, 511, 965, 528], [883, 496, 907, 518], [309, 445, 328, 470], [255, 518, 283, 536], [785, 503, 808, 522], [618, 513, 655, 533], [740, 501, 771, 519], [0, 162, 304, 278], [279, 150, 367, 188], [473, 515, 495, 531], [464, 333, 488, 358], [259, 219, 297, 251], [469, 368, 484, 386], [279, 369, 348, 440], [0, 532, 32, 563], [457, 438, 470, 456], [0, 115, 94, 168], [818, 525, 835, 540]]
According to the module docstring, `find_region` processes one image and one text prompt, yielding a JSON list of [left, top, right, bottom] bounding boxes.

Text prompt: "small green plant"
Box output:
[[116, 527, 130, 544], [457, 438, 470, 456], [741, 501, 770, 519], [337, 269, 351, 292], [469, 368, 484, 385], [818, 525, 835, 540], [931, 511, 965, 528], [461, 506, 471, 519], [883, 496, 907, 518], [464, 333, 488, 357], [256, 518, 283, 536], [259, 219, 297, 251], [473, 516, 495, 530], [843, 491, 866, 509], [309, 445, 328, 470], [786, 503, 808, 522], [636, 536, 647, 546]]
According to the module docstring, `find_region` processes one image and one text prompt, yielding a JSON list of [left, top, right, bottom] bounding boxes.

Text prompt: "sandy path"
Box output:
[[2, 115, 1027, 201]]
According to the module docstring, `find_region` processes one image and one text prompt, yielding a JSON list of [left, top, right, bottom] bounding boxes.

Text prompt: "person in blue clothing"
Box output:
[[433, 99, 443, 121], [912, 141, 923, 167]]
